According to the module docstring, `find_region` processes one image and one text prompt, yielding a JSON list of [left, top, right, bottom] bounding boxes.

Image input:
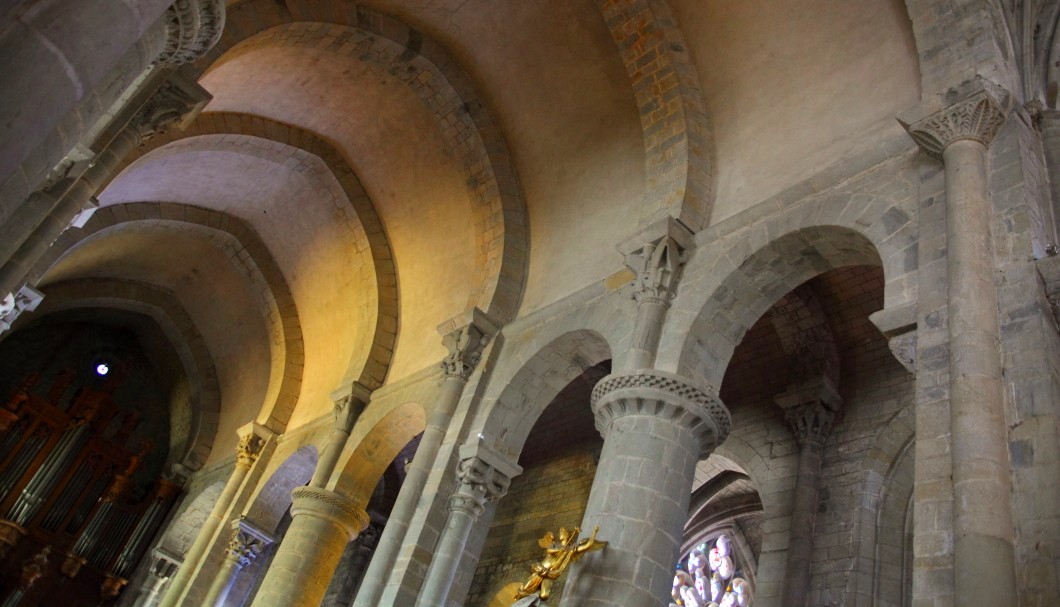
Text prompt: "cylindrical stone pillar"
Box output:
[[355, 315, 494, 607], [250, 487, 368, 607], [310, 391, 367, 489], [777, 399, 835, 607], [558, 370, 730, 607], [900, 81, 1017, 605], [414, 445, 520, 607], [158, 429, 266, 607]]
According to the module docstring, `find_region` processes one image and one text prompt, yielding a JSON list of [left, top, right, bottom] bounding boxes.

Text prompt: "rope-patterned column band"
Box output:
[[591, 369, 731, 458], [290, 487, 369, 540]]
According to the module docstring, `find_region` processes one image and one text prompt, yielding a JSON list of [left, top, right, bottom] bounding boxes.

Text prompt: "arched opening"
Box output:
[[0, 318, 181, 604], [466, 361, 609, 607]]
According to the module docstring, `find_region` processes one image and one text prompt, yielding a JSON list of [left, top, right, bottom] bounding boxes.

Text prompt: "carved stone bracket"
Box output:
[[617, 218, 696, 305], [234, 422, 273, 469], [331, 382, 371, 433], [129, 72, 211, 145], [0, 284, 44, 335], [449, 442, 522, 518], [438, 307, 499, 380], [157, 0, 226, 65], [869, 303, 917, 374], [590, 369, 731, 458], [225, 518, 273, 568], [898, 78, 1012, 159]]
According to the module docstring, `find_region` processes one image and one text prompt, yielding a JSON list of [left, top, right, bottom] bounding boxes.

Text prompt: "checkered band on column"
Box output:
[[290, 487, 370, 539], [591, 369, 731, 458]]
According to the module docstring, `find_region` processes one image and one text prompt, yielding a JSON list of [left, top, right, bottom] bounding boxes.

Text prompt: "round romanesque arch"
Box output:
[[28, 278, 221, 472], [197, 4, 529, 324], [105, 112, 396, 392], [332, 401, 427, 510], [31, 203, 304, 433]]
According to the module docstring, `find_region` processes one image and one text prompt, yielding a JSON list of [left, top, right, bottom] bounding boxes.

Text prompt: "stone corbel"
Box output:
[[437, 307, 500, 380], [869, 302, 917, 374], [617, 217, 696, 304], [0, 285, 44, 336]]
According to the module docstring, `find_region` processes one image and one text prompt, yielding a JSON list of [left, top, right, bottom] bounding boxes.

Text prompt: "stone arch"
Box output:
[[31, 202, 304, 432], [471, 329, 613, 462], [197, 5, 529, 323], [244, 445, 319, 533], [670, 225, 895, 389], [331, 402, 427, 510], [29, 278, 220, 472], [847, 403, 916, 604], [106, 111, 396, 391], [596, 0, 714, 231]]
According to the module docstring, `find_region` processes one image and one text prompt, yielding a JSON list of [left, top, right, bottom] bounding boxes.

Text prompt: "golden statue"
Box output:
[[515, 525, 606, 601]]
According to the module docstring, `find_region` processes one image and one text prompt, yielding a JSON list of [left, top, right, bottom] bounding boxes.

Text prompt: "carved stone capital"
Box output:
[[899, 78, 1012, 159], [157, 0, 226, 65], [868, 303, 917, 374], [0, 285, 44, 335], [290, 487, 369, 539], [225, 519, 273, 569], [449, 443, 521, 517], [331, 383, 370, 433], [129, 72, 210, 145], [618, 218, 695, 306], [775, 379, 840, 447], [234, 423, 272, 469], [438, 308, 499, 380], [590, 369, 730, 458]]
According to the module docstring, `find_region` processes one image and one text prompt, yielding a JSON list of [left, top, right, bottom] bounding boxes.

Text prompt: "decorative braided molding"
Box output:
[[291, 487, 370, 538], [591, 369, 730, 457], [157, 0, 226, 65], [899, 78, 1011, 159]]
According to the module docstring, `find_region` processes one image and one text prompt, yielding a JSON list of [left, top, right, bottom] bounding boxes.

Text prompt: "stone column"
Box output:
[[201, 518, 272, 607], [353, 309, 497, 607], [158, 423, 270, 607], [414, 444, 520, 607], [617, 219, 693, 370], [133, 550, 180, 607], [311, 384, 370, 488], [0, 70, 211, 299], [899, 78, 1017, 605], [775, 384, 839, 607], [557, 370, 730, 607], [250, 487, 369, 607]]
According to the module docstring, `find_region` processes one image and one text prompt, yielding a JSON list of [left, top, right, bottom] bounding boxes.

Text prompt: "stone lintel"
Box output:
[[897, 77, 1011, 159]]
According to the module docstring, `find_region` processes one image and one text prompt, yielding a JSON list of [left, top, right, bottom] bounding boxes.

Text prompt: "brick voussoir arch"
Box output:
[[597, 0, 714, 231], [30, 203, 304, 433], [107, 111, 397, 392], [31, 278, 221, 472], [198, 3, 529, 323]]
